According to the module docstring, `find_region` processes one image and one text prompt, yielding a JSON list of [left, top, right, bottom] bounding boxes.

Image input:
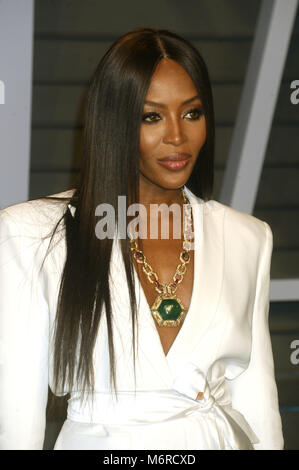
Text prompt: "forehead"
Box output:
[[145, 58, 199, 101]]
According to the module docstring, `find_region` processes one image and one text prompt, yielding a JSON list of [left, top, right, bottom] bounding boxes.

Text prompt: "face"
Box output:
[[139, 58, 206, 200]]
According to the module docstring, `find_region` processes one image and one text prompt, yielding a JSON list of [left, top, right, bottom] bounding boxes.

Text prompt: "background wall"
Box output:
[[0, 0, 34, 208], [6, 0, 299, 449]]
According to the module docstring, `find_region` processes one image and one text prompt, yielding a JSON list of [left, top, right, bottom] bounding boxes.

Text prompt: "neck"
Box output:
[[138, 182, 185, 207]]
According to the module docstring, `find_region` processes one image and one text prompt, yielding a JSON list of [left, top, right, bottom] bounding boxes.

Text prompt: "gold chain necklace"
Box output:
[[129, 188, 193, 327]]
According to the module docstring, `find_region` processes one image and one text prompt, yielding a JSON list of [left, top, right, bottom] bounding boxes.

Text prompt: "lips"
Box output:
[[157, 153, 192, 171], [158, 153, 191, 162]]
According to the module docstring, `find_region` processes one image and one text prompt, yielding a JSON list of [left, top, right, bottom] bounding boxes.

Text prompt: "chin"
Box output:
[[158, 173, 192, 189], [139, 167, 192, 192], [151, 179, 188, 192]]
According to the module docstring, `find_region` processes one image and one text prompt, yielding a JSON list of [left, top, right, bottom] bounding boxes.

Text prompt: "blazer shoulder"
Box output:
[[204, 199, 271, 246], [0, 188, 75, 238], [183, 187, 271, 245]]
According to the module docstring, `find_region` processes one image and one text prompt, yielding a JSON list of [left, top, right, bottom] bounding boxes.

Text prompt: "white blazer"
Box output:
[[0, 186, 284, 450]]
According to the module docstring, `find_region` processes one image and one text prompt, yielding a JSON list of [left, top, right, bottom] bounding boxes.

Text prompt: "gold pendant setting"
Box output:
[[151, 294, 186, 327]]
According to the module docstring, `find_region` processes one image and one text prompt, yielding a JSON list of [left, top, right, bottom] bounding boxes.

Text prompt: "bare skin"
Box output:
[[134, 58, 207, 400]]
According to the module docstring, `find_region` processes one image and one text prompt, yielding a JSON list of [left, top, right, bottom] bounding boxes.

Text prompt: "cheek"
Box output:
[[193, 118, 207, 145], [187, 122, 207, 156], [140, 126, 161, 156], [202, 118, 207, 141]]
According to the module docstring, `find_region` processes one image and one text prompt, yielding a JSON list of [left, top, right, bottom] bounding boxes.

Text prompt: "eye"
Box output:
[[142, 112, 161, 124], [184, 107, 204, 120], [141, 107, 204, 124]]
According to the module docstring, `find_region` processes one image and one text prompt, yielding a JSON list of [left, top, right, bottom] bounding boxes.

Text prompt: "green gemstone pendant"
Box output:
[[151, 294, 186, 327]]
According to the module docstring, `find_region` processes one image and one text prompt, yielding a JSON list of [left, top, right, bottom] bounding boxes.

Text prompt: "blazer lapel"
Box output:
[[164, 187, 225, 375]]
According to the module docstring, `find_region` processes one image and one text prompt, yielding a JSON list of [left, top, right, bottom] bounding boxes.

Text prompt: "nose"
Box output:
[[163, 116, 187, 146]]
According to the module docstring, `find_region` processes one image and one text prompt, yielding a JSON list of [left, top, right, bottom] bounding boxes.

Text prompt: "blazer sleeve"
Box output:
[[226, 221, 284, 450], [0, 209, 49, 450]]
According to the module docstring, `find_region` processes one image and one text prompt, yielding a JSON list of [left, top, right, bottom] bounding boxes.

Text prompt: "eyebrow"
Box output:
[[144, 94, 201, 108]]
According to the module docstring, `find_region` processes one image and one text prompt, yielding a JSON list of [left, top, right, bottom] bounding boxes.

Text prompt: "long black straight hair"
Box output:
[[43, 27, 215, 412]]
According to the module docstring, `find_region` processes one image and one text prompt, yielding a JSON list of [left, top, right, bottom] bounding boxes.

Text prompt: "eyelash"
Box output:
[[142, 107, 204, 124]]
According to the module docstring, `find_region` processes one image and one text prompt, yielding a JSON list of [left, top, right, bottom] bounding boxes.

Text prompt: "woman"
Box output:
[[0, 28, 284, 450]]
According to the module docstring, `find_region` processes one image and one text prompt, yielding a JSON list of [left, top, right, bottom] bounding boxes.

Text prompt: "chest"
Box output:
[[132, 238, 195, 357]]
